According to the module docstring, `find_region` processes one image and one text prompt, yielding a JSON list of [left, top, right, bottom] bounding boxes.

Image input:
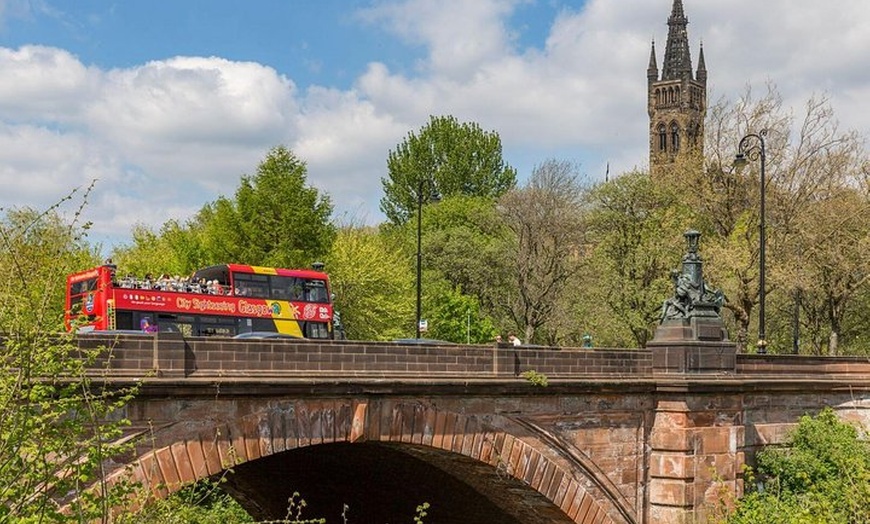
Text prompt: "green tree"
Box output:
[[0, 190, 134, 522], [783, 188, 870, 355], [113, 220, 203, 278], [725, 407, 870, 523], [0, 205, 100, 331], [496, 160, 589, 344], [669, 85, 870, 353], [584, 171, 688, 347], [113, 147, 335, 273], [380, 115, 517, 225], [423, 195, 509, 326], [325, 224, 414, 341], [199, 146, 335, 268], [425, 278, 496, 344]]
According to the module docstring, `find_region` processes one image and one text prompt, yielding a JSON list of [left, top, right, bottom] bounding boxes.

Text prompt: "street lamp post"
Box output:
[[734, 129, 768, 354], [416, 181, 424, 339], [415, 179, 439, 339]]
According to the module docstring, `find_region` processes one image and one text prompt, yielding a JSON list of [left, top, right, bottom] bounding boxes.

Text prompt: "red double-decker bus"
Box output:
[[65, 263, 334, 339]]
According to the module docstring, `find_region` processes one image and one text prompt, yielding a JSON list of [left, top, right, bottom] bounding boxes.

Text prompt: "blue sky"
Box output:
[[2, 2, 408, 87], [2, 0, 870, 250]]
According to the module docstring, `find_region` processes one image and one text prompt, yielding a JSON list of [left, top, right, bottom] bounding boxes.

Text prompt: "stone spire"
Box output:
[[647, 40, 659, 85], [661, 0, 693, 81], [696, 41, 707, 83]]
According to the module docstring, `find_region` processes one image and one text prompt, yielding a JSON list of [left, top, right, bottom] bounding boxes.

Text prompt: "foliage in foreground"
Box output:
[[0, 189, 136, 523], [724, 407, 870, 524], [126, 482, 430, 524], [120, 483, 254, 524]]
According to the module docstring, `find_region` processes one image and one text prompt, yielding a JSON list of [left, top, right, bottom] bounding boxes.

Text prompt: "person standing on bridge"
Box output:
[[508, 333, 522, 346]]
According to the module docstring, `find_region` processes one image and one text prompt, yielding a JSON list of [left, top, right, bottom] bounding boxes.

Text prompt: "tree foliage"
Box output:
[[424, 277, 496, 344], [423, 195, 509, 335], [325, 224, 414, 341], [112, 221, 202, 278], [725, 408, 870, 523], [653, 84, 870, 353], [380, 115, 517, 225], [197, 146, 336, 268], [583, 171, 688, 347], [114, 146, 335, 274], [495, 160, 588, 343], [0, 189, 135, 523]]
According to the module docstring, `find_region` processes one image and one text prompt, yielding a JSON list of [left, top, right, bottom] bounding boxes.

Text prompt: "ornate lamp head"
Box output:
[[684, 229, 701, 255]]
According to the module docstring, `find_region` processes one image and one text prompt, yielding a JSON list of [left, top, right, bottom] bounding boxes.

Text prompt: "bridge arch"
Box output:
[[109, 398, 638, 523]]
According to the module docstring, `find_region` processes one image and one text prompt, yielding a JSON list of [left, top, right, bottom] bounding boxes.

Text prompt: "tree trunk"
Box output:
[[828, 331, 838, 356]]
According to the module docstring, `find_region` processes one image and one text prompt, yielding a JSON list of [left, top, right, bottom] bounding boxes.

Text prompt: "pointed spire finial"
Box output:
[[670, 0, 687, 21], [662, 0, 693, 81], [648, 39, 659, 81]]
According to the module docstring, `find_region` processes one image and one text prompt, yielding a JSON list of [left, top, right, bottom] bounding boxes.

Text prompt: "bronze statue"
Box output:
[[660, 230, 725, 323]]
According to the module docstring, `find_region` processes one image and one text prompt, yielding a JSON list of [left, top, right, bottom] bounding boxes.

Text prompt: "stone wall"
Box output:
[[76, 333, 653, 379]]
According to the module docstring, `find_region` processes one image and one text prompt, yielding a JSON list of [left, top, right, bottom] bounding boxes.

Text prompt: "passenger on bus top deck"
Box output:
[[208, 280, 225, 295], [104, 258, 117, 280]]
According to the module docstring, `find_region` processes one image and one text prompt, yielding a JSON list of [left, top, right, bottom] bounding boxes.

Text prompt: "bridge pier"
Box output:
[[647, 393, 742, 523], [647, 291, 741, 522]]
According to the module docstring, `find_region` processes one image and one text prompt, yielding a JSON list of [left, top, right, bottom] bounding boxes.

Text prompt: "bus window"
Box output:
[[116, 311, 135, 330], [305, 321, 330, 339], [232, 272, 270, 298], [251, 317, 279, 332], [70, 278, 98, 296], [266, 275, 293, 300], [68, 277, 99, 325], [304, 279, 329, 303], [197, 316, 236, 337]]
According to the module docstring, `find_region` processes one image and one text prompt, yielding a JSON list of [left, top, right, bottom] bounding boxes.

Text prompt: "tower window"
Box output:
[[671, 123, 680, 152], [658, 124, 667, 152]]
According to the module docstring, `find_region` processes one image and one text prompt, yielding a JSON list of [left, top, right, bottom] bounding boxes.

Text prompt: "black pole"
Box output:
[[416, 180, 423, 339], [758, 135, 767, 354], [736, 130, 768, 354], [792, 288, 801, 354]]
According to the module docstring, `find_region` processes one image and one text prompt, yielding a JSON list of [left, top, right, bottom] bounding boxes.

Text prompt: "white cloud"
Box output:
[[0, 45, 96, 121], [0, 123, 117, 203], [358, 0, 523, 79]]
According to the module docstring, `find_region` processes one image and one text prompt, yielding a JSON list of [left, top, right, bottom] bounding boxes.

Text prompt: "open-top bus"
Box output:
[[65, 263, 334, 338]]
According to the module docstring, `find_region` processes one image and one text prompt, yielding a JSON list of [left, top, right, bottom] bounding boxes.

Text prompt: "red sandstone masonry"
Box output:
[[60, 334, 870, 523], [75, 334, 654, 378], [737, 354, 870, 376]]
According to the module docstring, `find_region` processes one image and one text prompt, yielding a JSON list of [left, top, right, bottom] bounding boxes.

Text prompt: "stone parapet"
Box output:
[[648, 340, 737, 374], [74, 335, 653, 379]]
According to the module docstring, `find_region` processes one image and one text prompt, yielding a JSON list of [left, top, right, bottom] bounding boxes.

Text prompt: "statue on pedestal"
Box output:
[[652, 230, 729, 344], [660, 230, 724, 323]]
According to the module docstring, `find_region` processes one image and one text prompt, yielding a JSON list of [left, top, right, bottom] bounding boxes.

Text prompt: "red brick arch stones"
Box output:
[[111, 396, 634, 524]]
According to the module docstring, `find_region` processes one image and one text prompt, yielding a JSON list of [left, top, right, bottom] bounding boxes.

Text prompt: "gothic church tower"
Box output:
[[648, 0, 706, 175]]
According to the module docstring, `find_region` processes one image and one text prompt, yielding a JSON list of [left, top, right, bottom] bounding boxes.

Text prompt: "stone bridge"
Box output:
[[79, 334, 870, 523]]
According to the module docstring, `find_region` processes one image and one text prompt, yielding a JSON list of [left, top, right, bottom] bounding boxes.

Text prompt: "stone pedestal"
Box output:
[[648, 317, 736, 374]]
